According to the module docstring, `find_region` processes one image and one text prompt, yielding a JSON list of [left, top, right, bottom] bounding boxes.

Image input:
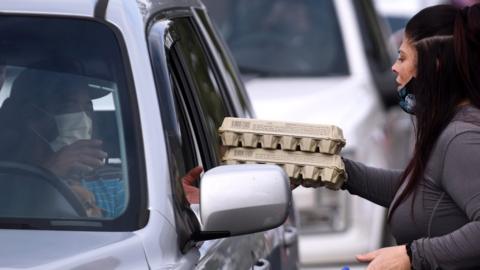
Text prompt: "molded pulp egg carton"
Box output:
[[219, 117, 345, 154], [219, 117, 347, 189], [222, 148, 346, 190]]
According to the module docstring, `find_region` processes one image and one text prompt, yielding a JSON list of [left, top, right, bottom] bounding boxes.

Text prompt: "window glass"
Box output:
[[195, 10, 254, 118], [168, 18, 230, 166], [0, 16, 135, 227], [148, 16, 236, 248], [352, 0, 393, 72], [203, 0, 349, 77], [148, 20, 204, 250], [386, 16, 409, 33]]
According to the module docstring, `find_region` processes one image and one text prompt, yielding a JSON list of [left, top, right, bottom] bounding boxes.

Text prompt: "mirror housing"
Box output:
[[198, 164, 290, 239]]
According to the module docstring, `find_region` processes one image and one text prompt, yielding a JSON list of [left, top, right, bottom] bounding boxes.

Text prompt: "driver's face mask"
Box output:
[[49, 111, 93, 152], [30, 105, 93, 152], [398, 77, 417, 115]]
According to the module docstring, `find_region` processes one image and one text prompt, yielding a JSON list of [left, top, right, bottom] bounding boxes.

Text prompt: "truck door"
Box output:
[[148, 13, 274, 269]]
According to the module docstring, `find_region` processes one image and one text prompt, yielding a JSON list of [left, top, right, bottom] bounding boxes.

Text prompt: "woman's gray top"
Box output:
[[342, 106, 480, 270]]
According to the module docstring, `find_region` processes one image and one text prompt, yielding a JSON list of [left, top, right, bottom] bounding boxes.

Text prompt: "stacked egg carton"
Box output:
[[218, 117, 347, 189]]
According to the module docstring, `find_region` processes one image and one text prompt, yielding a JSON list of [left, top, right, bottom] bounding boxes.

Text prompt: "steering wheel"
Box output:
[[0, 161, 87, 217]]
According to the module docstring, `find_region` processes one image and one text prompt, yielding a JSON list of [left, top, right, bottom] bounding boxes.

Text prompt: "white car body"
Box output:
[[374, 0, 440, 17]]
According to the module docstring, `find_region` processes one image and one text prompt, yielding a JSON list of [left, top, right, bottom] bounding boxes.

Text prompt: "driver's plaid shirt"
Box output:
[[81, 178, 125, 218]]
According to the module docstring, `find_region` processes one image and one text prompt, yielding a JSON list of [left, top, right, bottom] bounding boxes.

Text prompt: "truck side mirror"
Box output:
[[198, 164, 290, 239]]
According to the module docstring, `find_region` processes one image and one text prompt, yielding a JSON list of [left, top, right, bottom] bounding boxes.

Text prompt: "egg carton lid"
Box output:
[[220, 131, 344, 154], [218, 117, 346, 143]]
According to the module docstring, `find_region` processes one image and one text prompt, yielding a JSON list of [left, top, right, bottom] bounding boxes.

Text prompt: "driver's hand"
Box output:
[[69, 182, 103, 218], [43, 139, 108, 180], [182, 166, 203, 204]]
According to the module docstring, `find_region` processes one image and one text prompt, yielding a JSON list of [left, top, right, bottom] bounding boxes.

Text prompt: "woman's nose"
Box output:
[[391, 64, 398, 74]]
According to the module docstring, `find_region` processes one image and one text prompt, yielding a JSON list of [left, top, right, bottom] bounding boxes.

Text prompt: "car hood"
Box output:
[[0, 229, 147, 269], [245, 77, 385, 148]]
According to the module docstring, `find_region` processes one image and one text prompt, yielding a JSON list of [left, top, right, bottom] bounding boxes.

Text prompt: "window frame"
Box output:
[[352, 0, 393, 73], [166, 16, 234, 169], [193, 8, 254, 118]]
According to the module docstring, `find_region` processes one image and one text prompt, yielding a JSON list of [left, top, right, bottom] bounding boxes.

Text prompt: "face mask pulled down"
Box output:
[[398, 77, 417, 115]]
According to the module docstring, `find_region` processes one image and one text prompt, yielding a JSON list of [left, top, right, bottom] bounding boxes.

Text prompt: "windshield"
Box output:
[[203, 0, 349, 77], [0, 16, 139, 230]]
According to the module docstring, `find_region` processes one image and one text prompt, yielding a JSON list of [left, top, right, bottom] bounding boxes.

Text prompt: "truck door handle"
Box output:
[[283, 226, 298, 247], [253, 258, 271, 270]]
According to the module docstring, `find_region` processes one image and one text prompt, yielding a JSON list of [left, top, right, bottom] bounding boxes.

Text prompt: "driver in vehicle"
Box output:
[[0, 65, 119, 218]]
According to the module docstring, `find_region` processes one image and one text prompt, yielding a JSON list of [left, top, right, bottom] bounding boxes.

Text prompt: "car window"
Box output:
[[203, 0, 349, 77], [352, 0, 393, 73], [0, 16, 143, 230], [386, 16, 409, 32], [194, 9, 254, 118], [352, 0, 397, 106], [165, 17, 231, 169], [148, 14, 284, 265], [148, 16, 233, 251]]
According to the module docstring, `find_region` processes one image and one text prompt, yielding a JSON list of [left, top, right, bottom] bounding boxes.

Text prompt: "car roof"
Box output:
[[0, 0, 205, 21], [134, 0, 204, 23], [138, 0, 204, 11]]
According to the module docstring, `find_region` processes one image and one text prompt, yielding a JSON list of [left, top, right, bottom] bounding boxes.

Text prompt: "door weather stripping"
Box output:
[[94, 0, 109, 19]]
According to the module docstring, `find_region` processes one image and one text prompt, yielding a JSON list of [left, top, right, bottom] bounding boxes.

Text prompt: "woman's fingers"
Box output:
[[356, 250, 378, 263]]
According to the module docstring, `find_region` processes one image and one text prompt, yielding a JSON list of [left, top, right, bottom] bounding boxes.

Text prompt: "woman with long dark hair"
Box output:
[[337, 4, 480, 270]]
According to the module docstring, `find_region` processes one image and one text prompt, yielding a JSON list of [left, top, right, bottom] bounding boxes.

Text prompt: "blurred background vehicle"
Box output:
[[373, 0, 447, 33], [374, 0, 449, 50], [203, 0, 415, 268], [374, 0, 478, 35]]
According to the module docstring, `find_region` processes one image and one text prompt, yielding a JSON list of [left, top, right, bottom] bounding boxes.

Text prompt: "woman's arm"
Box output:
[[411, 131, 480, 269], [342, 158, 403, 207]]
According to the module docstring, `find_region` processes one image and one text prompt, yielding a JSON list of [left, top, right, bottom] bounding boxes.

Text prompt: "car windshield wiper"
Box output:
[[0, 219, 104, 229], [0, 221, 43, 229]]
